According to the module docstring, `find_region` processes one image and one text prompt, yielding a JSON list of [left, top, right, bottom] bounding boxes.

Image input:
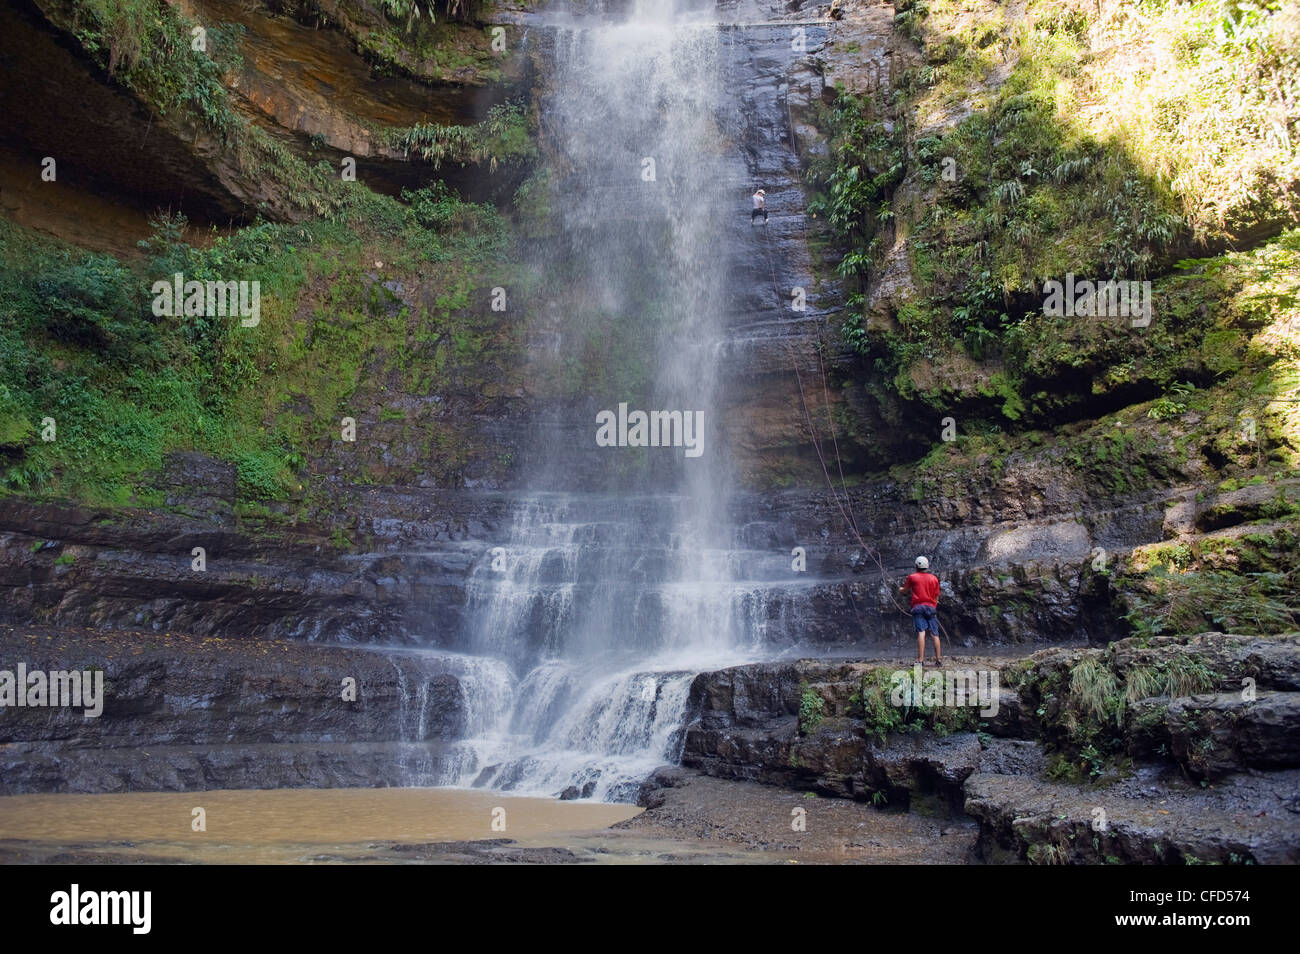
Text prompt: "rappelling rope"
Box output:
[[754, 210, 957, 650], [755, 219, 906, 616], [743, 53, 955, 650]]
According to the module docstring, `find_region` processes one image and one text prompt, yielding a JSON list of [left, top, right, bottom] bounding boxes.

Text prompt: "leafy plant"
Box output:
[[1125, 567, 1299, 639], [390, 103, 534, 172], [1147, 381, 1196, 420], [798, 683, 827, 734]]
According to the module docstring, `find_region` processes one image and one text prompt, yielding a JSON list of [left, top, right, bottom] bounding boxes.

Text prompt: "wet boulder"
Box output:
[[1164, 690, 1300, 778]]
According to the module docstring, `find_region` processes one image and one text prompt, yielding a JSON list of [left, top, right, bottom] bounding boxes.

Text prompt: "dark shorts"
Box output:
[[912, 604, 939, 634]]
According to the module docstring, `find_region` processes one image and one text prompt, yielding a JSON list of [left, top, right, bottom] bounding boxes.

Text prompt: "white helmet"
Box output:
[[915, 556, 929, 570]]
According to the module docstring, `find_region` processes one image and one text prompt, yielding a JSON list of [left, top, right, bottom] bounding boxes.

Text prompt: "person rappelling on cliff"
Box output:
[[751, 188, 768, 224], [901, 556, 942, 667]]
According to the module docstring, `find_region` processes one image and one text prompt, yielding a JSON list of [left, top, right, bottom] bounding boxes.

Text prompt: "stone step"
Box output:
[[0, 741, 453, 795], [964, 770, 1300, 865]]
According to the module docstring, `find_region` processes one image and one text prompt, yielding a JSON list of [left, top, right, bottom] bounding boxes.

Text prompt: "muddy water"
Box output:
[[0, 788, 640, 864], [0, 777, 980, 865]]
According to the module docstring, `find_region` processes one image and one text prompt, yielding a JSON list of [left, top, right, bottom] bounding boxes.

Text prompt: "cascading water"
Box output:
[[442, 0, 800, 800]]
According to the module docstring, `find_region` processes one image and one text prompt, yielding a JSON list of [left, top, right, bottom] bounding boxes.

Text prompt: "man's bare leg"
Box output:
[[930, 633, 942, 665], [916, 631, 926, 664]]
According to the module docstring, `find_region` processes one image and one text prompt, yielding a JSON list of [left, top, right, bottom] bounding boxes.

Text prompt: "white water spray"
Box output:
[[445, 0, 788, 799]]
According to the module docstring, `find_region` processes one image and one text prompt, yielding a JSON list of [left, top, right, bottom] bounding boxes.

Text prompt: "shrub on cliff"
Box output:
[[810, 0, 1299, 472]]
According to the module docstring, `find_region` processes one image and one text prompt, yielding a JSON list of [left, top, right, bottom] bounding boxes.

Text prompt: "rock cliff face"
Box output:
[[179, 0, 528, 199], [0, 479, 512, 644], [11, 443, 1291, 648], [0, 465, 1129, 646], [2, 0, 1289, 654], [2, 0, 529, 253], [0, 624, 466, 793], [0, 2, 255, 239]]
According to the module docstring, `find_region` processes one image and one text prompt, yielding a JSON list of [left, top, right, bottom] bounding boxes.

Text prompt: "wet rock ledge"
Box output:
[[670, 633, 1300, 864], [0, 624, 466, 794]]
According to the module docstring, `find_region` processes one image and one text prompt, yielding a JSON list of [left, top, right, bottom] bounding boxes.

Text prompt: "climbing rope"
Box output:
[[743, 44, 956, 650], [754, 210, 957, 648]]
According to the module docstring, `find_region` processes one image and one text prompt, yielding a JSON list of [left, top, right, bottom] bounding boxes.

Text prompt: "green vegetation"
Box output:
[[387, 103, 536, 171], [798, 682, 827, 735], [806, 94, 904, 355], [1147, 382, 1196, 421], [271, 0, 508, 84], [1008, 643, 1222, 780], [808, 0, 1299, 471], [1124, 566, 1298, 639], [0, 177, 513, 506], [1026, 842, 1069, 866], [1117, 516, 1300, 640], [851, 667, 981, 743], [374, 0, 484, 23], [67, 0, 245, 131], [897, 0, 1296, 244]]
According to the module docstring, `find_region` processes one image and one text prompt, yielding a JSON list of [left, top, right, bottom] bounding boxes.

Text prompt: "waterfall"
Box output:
[[444, 0, 792, 799]]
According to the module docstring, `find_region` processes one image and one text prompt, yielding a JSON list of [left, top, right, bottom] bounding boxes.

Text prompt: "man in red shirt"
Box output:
[[900, 556, 942, 666]]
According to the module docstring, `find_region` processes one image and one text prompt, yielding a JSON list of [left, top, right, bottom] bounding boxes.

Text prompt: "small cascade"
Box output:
[[385, 651, 517, 785], [450, 659, 721, 802]]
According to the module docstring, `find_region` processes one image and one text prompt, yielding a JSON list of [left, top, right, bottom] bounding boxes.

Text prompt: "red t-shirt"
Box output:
[[905, 572, 940, 608]]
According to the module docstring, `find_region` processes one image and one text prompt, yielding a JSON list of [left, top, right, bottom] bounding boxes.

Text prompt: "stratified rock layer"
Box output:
[[676, 635, 1300, 863], [0, 624, 464, 793]]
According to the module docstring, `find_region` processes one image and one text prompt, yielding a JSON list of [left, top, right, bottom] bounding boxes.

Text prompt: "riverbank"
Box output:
[[2, 622, 1296, 863], [0, 772, 973, 865]]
